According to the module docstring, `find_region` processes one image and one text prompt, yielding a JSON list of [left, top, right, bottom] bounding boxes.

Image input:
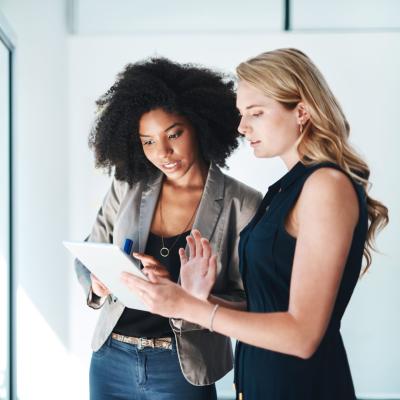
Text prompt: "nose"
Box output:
[[156, 138, 173, 160], [238, 116, 249, 136]]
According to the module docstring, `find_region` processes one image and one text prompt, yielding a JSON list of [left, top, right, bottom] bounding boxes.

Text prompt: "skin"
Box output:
[[121, 81, 359, 359], [237, 80, 302, 168]]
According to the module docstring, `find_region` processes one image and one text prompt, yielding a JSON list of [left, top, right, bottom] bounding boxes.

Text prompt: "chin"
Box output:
[[165, 166, 189, 180], [253, 148, 272, 158]]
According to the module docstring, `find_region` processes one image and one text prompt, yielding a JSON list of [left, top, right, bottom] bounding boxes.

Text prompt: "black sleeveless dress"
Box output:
[[234, 161, 368, 400]]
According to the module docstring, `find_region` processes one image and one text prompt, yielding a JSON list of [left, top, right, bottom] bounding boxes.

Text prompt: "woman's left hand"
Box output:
[[120, 271, 189, 319]]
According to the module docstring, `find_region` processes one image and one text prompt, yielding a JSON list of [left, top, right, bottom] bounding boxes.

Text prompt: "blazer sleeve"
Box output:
[[74, 178, 123, 309]]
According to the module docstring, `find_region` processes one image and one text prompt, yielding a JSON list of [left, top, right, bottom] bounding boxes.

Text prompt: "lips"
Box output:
[[161, 160, 181, 170], [250, 140, 261, 147]]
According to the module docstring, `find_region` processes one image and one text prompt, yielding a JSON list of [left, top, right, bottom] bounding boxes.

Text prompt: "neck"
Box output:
[[281, 149, 301, 171]]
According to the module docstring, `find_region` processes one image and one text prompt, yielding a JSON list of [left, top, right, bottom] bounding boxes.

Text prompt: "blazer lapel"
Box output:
[[137, 163, 224, 254], [191, 162, 224, 244]]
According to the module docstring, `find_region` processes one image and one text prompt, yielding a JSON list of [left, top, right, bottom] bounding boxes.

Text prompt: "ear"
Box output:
[[296, 102, 310, 124]]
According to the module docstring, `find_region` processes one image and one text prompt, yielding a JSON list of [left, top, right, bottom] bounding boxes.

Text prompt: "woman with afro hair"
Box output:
[[75, 57, 262, 400]]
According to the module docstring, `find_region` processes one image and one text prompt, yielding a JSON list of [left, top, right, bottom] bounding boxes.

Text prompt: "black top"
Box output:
[[234, 161, 368, 400], [113, 230, 190, 338]]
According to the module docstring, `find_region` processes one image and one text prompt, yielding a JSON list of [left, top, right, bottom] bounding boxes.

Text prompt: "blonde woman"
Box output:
[[122, 48, 389, 400]]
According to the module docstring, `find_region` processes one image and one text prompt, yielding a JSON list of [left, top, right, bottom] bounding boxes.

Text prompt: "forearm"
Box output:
[[169, 292, 236, 333], [181, 297, 315, 359]]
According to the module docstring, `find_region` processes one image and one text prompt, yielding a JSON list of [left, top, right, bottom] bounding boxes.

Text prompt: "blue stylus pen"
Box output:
[[123, 238, 133, 255]]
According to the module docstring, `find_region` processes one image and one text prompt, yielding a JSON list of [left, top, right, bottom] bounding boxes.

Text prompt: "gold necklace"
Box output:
[[159, 187, 202, 258]]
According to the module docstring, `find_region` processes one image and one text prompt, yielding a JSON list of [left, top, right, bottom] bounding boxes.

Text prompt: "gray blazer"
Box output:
[[75, 163, 262, 385]]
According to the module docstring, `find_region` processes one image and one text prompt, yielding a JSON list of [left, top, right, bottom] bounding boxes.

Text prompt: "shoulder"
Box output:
[[208, 163, 262, 202], [223, 172, 262, 199], [111, 176, 145, 203], [302, 167, 357, 200], [222, 172, 263, 210], [112, 177, 130, 199], [299, 166, 359, 223]]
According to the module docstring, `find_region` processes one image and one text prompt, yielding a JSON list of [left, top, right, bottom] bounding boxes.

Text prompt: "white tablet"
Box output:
[[64, 241, 149, 311]]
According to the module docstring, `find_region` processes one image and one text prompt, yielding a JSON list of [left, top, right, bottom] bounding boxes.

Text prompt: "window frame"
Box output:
[[0, 12, 15, 400]]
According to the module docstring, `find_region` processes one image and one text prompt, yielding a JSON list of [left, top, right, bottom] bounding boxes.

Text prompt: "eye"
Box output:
[[168, 130, 183, 140], [252, 112, 263, 118], [142, 139, 155, 146]]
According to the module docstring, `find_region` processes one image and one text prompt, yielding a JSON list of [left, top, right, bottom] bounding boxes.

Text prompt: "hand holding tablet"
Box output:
[[64, 240, 149, 311]]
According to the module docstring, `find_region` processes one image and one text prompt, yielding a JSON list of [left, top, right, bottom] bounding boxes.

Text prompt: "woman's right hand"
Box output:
[[179, 230, 217, 301], [90, 273, 111, 297]]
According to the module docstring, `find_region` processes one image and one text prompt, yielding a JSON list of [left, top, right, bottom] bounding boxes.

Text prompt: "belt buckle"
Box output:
[[139, 337, 154, 349]]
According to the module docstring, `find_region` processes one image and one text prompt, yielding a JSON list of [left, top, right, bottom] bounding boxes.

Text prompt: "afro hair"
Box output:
[[88, 57, 241, 185]]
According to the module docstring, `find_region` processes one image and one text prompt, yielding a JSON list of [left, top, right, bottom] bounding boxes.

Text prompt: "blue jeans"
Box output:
[[89, 335, 217, 400]]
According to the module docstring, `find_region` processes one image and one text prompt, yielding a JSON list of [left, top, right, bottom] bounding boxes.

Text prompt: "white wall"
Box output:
[[68, 32, 400, 398]]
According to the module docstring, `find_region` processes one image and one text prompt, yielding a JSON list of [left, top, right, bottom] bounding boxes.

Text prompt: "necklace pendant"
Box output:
[[160, 247, 169, 258]]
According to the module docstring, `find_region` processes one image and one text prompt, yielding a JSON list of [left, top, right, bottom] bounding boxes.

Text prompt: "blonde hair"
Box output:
[[236, 48, 388, 273]]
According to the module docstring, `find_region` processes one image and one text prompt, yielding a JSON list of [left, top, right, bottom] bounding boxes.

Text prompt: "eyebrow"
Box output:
[[245, 104, 264, 110], [236, 104, 265, 112], [139, 122, 183, 137]]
